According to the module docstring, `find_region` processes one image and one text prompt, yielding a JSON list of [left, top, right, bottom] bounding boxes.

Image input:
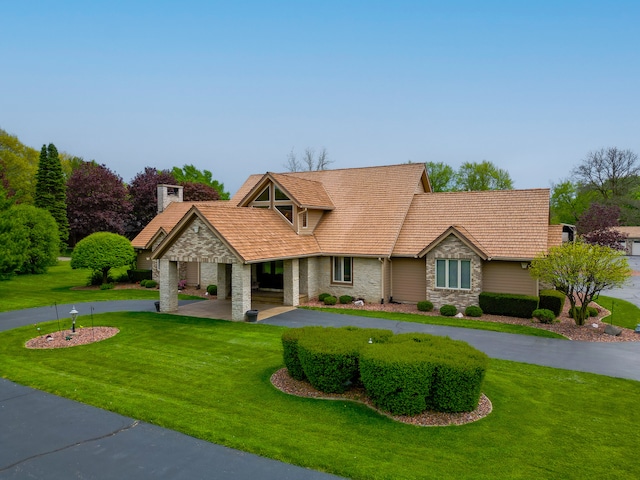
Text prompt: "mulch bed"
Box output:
[[270, 368, 492, 427], [25, 327, 119, 349]]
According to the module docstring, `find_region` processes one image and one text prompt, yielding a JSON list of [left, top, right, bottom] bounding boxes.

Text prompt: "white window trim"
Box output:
[[435, 259, 471, 290]]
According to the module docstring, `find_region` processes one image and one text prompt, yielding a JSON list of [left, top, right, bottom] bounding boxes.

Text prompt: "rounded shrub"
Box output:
[[318, 293, 331, 302], [439, 304, 457, 316], [207, 284, 217, 295], [360, 342, 436, 416], [339, 295, 353, 304], [281, 326, 325, 381], [296, 327, 393, 393], [539, 289, 566, 317], [464, 306, 483, 317], [417, 300, 433, 312], [144, 280, 157, 288], [568, 305, 599, 318], [532, 308, 556, 324], [323, 295, 337, 306], [99, 282, 114, 290], [140, 279, 148, 287]]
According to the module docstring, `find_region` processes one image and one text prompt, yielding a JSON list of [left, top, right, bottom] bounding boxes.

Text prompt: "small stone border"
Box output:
[[270, 368, 492, 427], [25, 327, 119, 349]]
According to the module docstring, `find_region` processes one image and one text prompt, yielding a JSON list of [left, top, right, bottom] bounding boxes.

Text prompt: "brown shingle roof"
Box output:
[[616, 226, 640, 238], [185, 204, 321, 262], [272, 163, 429, 256], [393, 189, 553, 260], [131, 201, 225, 249]]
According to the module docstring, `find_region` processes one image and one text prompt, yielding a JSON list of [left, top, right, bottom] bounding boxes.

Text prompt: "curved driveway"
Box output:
[[2, 298, 640, 479]]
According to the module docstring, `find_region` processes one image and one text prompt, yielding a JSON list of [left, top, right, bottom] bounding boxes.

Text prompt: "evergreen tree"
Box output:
[[35, 144, 69, 250]]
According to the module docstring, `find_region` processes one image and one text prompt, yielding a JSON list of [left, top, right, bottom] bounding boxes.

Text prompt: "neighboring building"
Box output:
[[616, 226, 640, 256], [133, 163, 562, 321]]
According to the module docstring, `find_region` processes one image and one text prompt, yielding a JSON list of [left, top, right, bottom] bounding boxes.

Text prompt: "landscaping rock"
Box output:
[[604, 324, 622, 337]]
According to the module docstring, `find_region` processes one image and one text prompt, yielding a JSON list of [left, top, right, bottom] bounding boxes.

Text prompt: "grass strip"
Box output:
[[596, 295, 640, 329], [1, 312, 638, 479], [0, 261, 199, 312], [302, 307, 566, 339]]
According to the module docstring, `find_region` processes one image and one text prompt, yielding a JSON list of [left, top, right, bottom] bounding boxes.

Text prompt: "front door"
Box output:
[[257, 261, 284, 290]]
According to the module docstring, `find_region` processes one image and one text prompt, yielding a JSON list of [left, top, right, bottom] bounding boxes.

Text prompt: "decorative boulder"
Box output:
[[604, 324, 622, 337]]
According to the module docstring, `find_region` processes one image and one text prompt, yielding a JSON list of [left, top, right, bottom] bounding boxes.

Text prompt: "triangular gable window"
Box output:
[[256, 187, 270, 202], [274, 187, 289, 201]]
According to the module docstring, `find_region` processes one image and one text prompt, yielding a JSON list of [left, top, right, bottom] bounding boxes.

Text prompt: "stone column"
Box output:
[[200, 262, 217, 290], [159, 259, 179, 312], [217, 263, 228, 299], [283, 258, 300, 306], [231, 263, 251, 321]]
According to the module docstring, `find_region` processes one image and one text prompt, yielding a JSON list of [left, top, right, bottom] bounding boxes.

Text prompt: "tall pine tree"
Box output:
[[35, 144, 68, 250]]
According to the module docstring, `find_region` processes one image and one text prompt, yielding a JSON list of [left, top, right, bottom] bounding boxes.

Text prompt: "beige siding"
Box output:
[[185, 261, 200, 286], [137, 251, 152, 270], [482, 261, 538, 296], [391, 258, 426, 303]]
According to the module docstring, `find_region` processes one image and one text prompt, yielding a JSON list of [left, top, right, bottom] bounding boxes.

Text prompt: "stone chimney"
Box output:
[[157, 184, 184, 213]]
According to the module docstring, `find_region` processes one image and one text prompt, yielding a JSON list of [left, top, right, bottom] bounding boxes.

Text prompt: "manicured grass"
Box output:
[[596, 295, 640, 330], [1, 312, 638, 479], [305, 307, 566, 339], [0, 261, 199, 312]]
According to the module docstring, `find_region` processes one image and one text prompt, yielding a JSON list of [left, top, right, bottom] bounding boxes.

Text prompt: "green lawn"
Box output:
[[305, 307, 566, 339], [1, 312, 638, 480], [0, 261, 199, 312], [597, 295, 640, 329]]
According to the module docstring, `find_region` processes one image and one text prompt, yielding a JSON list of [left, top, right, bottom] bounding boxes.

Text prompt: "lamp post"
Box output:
[[70, 306, 78, 333]]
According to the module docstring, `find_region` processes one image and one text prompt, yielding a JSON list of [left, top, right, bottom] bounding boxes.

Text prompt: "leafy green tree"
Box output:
[[171, 164, 229, 200], [425, 161, 456, 192], [71, 232, 135, 284], [35, 144, 69, 249], [529, 242, 631, 326], [59, 153, 88, 181], [12, 204, 59, 274], [0, 128, 39, 204], [0, 188, 28, 279], [549, 180, 594, 225], [455, 161, 513, 191]]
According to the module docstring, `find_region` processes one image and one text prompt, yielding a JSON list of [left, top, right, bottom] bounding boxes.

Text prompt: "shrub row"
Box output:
[[282, 327, 488, 414], [318, 293, 354, 305], [127, 268, 152, 283], [539, 289, 565, 317], [479, 292, 539, 318], [140, 279, 157, 288]]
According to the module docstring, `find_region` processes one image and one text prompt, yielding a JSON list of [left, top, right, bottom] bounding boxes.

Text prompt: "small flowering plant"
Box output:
[[178, 280, 187, 290]]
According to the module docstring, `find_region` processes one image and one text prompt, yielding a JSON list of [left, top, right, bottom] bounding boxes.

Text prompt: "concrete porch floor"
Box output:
[[171, 298, 296, 321]]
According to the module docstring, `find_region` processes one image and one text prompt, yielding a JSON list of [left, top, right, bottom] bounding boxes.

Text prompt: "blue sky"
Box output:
[[2, 1, 639, 196]]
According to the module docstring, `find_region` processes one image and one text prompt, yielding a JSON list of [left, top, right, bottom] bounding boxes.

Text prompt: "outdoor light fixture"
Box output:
[[70, 306, 78, 333], [521, 262, 529, 269], [193, 225, 200, 233]]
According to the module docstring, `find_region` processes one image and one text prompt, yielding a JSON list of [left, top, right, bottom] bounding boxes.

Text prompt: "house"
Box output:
[[616, 226, 640, 255], [132, 163, 562, 321]]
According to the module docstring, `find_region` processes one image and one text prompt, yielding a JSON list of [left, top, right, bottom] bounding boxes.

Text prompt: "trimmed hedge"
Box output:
[[339, 295, 353, 304], [323, 295, 337, 306], [479, 292, 539, 318], [532, 308, 556, 324], [128, 268, 152, 283], [568, 306, 599, 318], [207, 285, 217, 295], [297, 327, 394, 393], [464, 306, 483, 317], [144, 279, 157, 288], [417, 300, 433, 312], [318, 293, 331, 302], [440, 304, 457, 316], [539, 289, 565, 317], [283, 327, 488, 415]]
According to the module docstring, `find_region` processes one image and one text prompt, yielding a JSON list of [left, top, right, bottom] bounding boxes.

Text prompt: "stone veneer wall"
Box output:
[[162, 218, 237, 265], [425, 235, 482, 309], [316, 257, 382, 303]]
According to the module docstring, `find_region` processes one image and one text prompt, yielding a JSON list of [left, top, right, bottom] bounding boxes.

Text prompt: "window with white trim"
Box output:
[[332, 256, 353, 283], [436, 259, 471, 290]]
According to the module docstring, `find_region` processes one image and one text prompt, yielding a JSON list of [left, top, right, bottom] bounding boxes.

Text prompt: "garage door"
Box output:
[[391, 258, 426, 303], [632, 240, 640, 256]]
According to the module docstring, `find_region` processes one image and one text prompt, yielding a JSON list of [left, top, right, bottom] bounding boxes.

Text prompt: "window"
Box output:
[[332, 256, 353, 283], [436, 259, 471, 290], [256, 187, 270, 202], [276, 205, 293, 223]]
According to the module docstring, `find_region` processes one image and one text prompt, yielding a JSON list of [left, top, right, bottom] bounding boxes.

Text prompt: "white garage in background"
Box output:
[[617, 227, 640, 256]]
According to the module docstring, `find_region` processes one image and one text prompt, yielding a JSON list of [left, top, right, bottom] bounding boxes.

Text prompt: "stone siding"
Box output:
[[425, 235, 482, 309], [164, 218, 237, 265]]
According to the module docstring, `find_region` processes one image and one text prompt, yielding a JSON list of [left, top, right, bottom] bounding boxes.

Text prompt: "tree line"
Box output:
[[0, 129, 229, 278]]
